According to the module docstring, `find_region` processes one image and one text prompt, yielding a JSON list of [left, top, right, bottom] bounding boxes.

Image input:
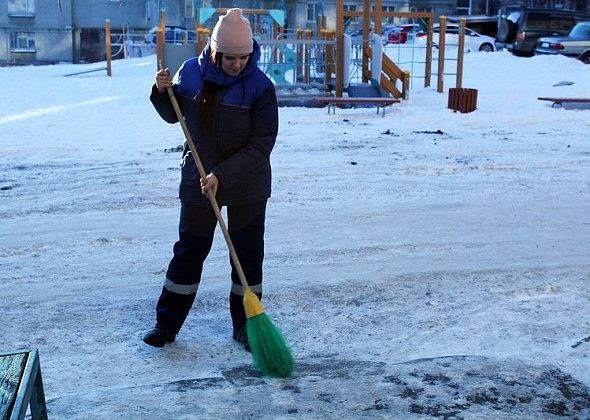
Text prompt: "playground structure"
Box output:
[[150, 8, 339, 104], [100, 7, 471, 105], [336, 2, 435, 99]]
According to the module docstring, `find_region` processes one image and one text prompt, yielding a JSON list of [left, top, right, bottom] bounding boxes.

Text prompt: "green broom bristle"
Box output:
[[247, 313, 293, 378]]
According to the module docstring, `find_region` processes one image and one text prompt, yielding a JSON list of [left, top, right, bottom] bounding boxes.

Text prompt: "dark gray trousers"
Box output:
[[155, 199, 266, 336]]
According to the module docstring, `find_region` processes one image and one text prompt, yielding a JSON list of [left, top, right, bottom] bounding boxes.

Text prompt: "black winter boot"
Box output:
[[233, 327, 251, 353], [143, 327, 176, 347]]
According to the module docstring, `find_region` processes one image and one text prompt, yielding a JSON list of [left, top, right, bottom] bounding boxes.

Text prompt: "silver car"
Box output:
[[535, 21, 590, 63]]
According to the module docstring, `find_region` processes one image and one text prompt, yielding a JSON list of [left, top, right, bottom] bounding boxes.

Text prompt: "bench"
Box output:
[[538, 97, 590, 108], [316, 97, 401, 117], [1, 350, 48, 420]]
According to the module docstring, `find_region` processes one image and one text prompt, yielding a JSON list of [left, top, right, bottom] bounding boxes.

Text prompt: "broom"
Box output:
[[163, 81, 293, 378]]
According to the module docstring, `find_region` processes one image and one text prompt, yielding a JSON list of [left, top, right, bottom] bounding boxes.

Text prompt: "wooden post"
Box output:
[[326, 30, 334, 83], [403, 70, 410, 100], [157, 8, 166, 71], [362, 0, 370, 83], [296, 29, 303, 82], [156, 28, 164, 71], [159, 8, 166, 30], [336, 0, 344, 96], [437, 15, 446, 93], [105, 20, 112, 77], [456, 17, 466, 89], [425, 13, 433, 87], [304, 29, 312, 83], [374, 0, 382, 36], [197, 28, 209, 55]]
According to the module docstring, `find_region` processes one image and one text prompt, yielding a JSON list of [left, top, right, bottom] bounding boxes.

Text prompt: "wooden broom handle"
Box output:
[[165, 86, 251, 291]]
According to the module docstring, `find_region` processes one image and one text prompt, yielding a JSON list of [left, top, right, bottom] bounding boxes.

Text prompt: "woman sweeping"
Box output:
[[144, 8, 279, 351]]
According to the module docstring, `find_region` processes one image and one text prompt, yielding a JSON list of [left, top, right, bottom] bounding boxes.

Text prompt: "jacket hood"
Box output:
[[198, 39, 261, 86]]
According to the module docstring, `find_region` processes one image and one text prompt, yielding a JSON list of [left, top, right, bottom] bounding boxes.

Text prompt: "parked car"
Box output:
[[535, 21, 590, 63], [348, 28, 372, 42], [432, 24, 496, 52], [144, 26, 195, 44], [496, 7, 589, 56], [383, 24, 425, 45], [380, 25, 399, 43], [447, 14, 498, 38]]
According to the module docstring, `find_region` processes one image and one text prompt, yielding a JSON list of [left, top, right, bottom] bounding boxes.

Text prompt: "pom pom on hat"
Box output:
[[210, 8, 253, 55]]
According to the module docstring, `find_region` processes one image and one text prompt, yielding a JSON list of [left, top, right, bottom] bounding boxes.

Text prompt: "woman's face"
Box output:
[[221, 53, 249, 76]]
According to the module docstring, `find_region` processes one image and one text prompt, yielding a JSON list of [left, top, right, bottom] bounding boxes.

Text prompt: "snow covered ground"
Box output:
[[1, 51, 589, 418]]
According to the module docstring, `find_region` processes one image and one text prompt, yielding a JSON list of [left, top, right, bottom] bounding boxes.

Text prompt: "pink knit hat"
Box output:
[[210, 8, 253, 55]]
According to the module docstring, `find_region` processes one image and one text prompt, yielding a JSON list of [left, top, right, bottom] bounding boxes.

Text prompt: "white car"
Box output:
[[432, 24, 496, 52]]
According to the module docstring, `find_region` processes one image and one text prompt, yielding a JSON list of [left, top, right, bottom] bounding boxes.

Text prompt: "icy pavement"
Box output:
[[1, 53, 589, 418]]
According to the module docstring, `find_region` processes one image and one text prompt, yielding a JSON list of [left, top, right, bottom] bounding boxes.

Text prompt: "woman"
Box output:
[[144, 8, 278, 350]]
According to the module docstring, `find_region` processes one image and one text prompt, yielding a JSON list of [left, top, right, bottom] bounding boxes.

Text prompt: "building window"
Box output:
[[185, 0, 194, 18], [382, 6, 395, 24], [10, 32, 35, 52], [457, 0, 471, 15], [307, 4, 316, 22], [343, 4, 357, 23], [8, 0, 35, 17]]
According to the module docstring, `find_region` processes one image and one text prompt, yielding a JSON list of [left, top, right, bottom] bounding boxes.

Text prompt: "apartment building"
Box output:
[[0, 0, 162, 65], [1, 0, 72, 65]]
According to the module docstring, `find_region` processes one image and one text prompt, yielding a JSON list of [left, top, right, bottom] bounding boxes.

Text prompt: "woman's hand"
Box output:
[[155, 68, 172, 94], [200, 173, 219, 197]]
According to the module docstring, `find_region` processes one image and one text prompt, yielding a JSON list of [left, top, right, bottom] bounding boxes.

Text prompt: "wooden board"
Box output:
[[538, 97, 590, 104], [0, 353, 28, 419], [316, 97, 400, 104]]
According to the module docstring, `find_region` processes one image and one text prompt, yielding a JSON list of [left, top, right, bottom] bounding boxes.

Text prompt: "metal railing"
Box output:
[[257, 37, 335, 86]]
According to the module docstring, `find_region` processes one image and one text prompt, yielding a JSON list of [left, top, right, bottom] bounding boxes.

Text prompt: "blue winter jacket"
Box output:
[[150, 40, 278, 206]]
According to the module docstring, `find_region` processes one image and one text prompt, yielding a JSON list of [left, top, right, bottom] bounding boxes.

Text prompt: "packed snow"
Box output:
[[1, 50, 589, 418]]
